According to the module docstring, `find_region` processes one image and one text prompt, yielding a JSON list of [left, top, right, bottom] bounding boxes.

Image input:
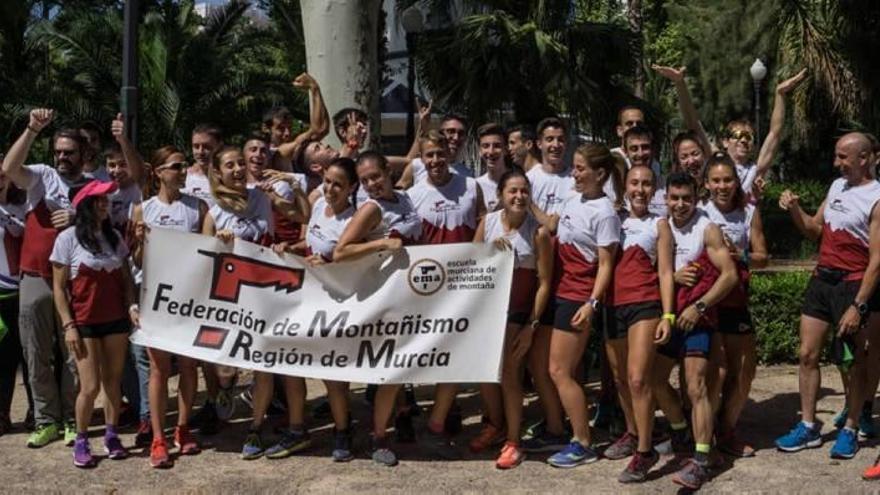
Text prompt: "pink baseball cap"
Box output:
[[72, 180, 118, 208]]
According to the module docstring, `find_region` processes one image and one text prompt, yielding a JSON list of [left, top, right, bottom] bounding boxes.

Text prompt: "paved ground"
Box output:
[[2, 365, 879, 493]]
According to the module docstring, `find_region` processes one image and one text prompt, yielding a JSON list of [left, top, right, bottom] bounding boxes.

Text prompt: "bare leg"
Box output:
[[527, 324, 564, 435], [798, 315, 831, 424], [627, 318, 659, 452], [605, 337, 634, 436], [98, 334, 129, 427], [548, 328, 592, 444]]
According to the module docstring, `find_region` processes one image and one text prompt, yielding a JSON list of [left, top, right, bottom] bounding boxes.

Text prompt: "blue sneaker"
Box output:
[[833, 407, 849, 429], [547, 441, 599, 468], [860, 409, 876, 439], [830, 428, 859, 459], [775, 422, 822, 452], [241, 431, 264, 460]]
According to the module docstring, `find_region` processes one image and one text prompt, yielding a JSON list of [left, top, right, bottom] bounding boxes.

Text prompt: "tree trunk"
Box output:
[[627, 0, 644, 98], [300, 0, 381, 148]]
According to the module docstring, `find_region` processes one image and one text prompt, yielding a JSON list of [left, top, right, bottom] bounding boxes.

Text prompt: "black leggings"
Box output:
[[0, 291, 33, 417]]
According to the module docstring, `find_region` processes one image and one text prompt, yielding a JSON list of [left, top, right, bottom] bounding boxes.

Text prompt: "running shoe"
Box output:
[[469, 423, 506, 453], [775, 422, 822, 452], [863, 454, 880, 480], [495, 441, 525, 470], [135, 419, 152, 447], [717, 430, 755, 458], [238, 389, 255, 410], [604, 431, 638, 460], [521, 430, 569, 453], [332, 429, 354, 462], [174, 425, 201, 455], [189, 401, 220, 435], [26, 423, 60, 448], [150, 438, 173, 469], [265, 429, 312, 459], [672, 458, 709, 489], [241, 431, 265, 460], [64, 421, 77, 447], [833, 407, 849, 429], [370, 435, 398, 467], [830, 428, 859, 459], [424, 430, 462, 460], [547, 441, 599, 468], [860, 408, 877, 439], [73, 437, 96, 468], [215, 386, 236, 421], [104, 434, 128, 460], [619, 449, 659, 483]]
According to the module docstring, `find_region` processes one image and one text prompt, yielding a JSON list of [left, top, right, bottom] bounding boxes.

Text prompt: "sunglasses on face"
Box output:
[[728, 129, 754, 143], [157, 161, 187, 172]]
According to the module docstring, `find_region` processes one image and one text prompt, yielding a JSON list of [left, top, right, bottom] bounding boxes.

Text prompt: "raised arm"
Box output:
[[111, 112, 146, 183], [276, 73, 329, 160], [2, 108, 54, 189], [333, 202, 400, 262], [756, 69, 808, 177], [652, 65, 713, 154]]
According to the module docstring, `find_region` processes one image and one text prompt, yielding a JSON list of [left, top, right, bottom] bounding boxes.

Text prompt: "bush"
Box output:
[[750, 270, 822, 364], [759, 180, 826, 259]]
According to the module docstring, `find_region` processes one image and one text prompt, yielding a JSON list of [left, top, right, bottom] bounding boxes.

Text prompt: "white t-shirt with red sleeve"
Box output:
[[20, 164, 87, 278], [554, 195, 620, 301], [49, 228, 130, 325]]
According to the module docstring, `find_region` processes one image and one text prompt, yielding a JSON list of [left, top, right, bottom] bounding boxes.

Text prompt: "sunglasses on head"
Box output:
[[728, 129, 754, 142]]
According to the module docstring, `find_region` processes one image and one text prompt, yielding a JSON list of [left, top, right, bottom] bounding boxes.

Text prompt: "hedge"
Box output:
[[751, 270, 818, 364]]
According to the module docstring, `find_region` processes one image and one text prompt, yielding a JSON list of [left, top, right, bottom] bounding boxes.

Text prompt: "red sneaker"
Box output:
[[469, 423, 505, 453], [863, 456, 880, 480], [150, 438, 173, 469], [174, 425, 201, 455], [495, 441, 525, 469]]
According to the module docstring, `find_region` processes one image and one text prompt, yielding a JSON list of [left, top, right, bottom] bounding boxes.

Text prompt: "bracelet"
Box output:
[[129, 303, 140, 313], [63, 321, 77, 330], [662, 313, 676, 326]]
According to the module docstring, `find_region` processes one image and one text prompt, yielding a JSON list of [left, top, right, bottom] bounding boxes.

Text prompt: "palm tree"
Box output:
[[395, 0, 637, 141]]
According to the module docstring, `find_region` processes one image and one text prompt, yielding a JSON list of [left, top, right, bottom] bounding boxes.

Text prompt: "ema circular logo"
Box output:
[[407, 258, 445, 296]]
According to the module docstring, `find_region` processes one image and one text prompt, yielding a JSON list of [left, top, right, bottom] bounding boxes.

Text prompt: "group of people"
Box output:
[[0, 65, 878, 490]]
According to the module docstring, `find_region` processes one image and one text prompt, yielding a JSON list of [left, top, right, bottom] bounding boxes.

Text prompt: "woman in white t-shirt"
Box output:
[[130, 145, 207, 468], [50, 180, 137, 468]]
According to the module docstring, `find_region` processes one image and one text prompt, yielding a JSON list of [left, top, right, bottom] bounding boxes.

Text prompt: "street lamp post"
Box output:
[[401, 7, 425, 147], [750, 58, 767, 149], [121, 0, 140, 146]]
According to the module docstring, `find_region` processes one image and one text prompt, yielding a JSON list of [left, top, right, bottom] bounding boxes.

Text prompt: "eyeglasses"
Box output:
[[728, 129, 753, 143], [157, 161, 187, 172]]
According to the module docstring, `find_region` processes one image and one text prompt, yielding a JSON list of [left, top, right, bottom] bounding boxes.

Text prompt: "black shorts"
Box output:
[[657, 326, 713, 360], [604, 301, 662, 340], [717, 307, 755, 335], [540, 297, 598, 333], [77, 318, 132, 339], [801, 275, 880, 325]]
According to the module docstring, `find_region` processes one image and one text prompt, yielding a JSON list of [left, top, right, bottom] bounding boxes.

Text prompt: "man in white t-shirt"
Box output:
[[2, 108, 88, 448]]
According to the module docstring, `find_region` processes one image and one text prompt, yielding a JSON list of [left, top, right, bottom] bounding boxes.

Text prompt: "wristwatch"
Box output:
[[530, 319, 540, 330], [854, 300, 869, 316], [695, 300, 708, 315], [587, 298, 600, 311]]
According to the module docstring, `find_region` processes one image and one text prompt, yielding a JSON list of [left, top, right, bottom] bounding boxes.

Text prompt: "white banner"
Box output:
[[131, 228, 513, 384]]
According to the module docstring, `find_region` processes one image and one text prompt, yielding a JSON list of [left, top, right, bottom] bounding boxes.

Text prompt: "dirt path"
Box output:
[[1, 365, 878, 493]]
